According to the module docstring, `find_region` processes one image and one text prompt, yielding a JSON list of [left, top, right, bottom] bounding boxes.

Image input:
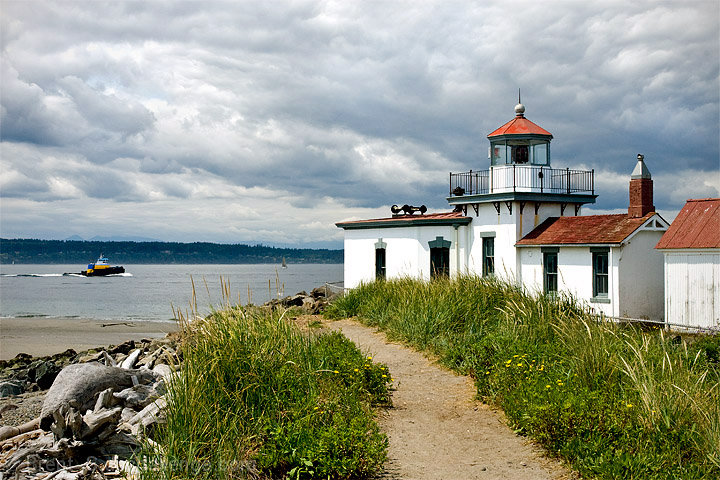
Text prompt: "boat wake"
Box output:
[[0, 273, 65, 277]]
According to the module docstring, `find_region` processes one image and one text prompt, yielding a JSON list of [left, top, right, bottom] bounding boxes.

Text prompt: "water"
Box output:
[[0, 264, 343, 322]]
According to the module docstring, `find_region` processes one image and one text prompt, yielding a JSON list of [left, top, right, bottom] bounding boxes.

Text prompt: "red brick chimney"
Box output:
[[628, 153, 655, 218]]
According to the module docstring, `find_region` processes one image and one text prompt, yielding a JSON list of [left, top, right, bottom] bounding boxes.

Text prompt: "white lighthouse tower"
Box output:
[[446, 102, 597, 278]]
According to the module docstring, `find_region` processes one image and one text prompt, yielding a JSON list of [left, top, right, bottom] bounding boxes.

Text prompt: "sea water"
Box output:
[[0, 264, 343, 322]]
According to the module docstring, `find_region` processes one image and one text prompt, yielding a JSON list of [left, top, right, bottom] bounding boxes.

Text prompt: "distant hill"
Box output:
[[0, 238, 343, 264]]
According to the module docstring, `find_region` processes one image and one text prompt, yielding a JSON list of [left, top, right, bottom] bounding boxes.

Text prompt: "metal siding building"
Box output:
[[656, 199, 720, 330]]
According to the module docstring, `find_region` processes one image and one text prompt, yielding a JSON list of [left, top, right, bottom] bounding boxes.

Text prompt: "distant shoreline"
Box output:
[[0, 238, 344, 265]]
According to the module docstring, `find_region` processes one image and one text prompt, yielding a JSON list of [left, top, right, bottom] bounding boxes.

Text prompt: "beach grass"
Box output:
[[326, 276, 720, 479], [139, 302, 391, 479]]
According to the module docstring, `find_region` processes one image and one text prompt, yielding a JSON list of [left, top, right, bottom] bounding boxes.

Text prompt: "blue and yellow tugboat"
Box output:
[[81, 254, 125, 276]]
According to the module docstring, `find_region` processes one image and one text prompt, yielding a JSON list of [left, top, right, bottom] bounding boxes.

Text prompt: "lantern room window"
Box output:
[[490, 140, 550, 166]]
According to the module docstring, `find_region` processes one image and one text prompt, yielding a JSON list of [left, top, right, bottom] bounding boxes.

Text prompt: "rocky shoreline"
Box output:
[[0, 287, 334, 479]]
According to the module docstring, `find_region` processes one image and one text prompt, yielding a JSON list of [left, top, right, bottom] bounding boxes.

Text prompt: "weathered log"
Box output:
[[120, 349, 142, 370], [113, 384, 158, 409], [0, 427, 42, 447], [40, 363, 157, 430], [0, 417, 40, 441], [80, 407, 122, 439], [93, 387, 115, 412]]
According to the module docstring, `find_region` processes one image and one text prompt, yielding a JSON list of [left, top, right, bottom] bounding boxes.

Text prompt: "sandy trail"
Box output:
[[327, 318, 572, 480]]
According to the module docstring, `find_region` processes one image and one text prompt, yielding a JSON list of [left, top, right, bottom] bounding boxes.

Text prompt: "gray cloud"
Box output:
[[1, 0, 718, 245]]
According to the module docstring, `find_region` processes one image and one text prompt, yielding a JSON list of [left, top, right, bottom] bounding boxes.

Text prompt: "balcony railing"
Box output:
[[449, 165, 594, 197]]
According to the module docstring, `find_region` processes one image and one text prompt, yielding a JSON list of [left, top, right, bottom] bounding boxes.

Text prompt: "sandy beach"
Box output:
[[0, 317, 179, 360]]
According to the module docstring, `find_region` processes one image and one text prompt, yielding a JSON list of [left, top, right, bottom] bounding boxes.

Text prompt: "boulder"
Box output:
[[40, 363, 157, 430], [0, 380, 23, 398]]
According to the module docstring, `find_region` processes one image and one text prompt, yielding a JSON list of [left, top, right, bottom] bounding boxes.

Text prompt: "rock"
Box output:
[[40, 363, 157, 430], [152, 363, 173, 379], [108, 340, 135, 355], [282, 294, 306, 307], [31, 360, 61, 390], [311, 286, 327, 298], [0, 380, 24, 398]]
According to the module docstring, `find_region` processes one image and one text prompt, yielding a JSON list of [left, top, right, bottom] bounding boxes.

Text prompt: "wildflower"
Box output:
[[382, 374, 387, 378], [367, 356, 373, 360], [485, 371, 490, 375], [626, 403, 634, 408], [354, 368, 359, 372], [513, 354, 519, 358], [546, 384, 551, 389], [334, 370, 339, 374], [516, 363, 522, 367]]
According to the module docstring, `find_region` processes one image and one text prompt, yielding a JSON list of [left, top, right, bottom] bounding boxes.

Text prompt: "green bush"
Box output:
[[141, 307, 391, 480], [327, 276, 720, 479]]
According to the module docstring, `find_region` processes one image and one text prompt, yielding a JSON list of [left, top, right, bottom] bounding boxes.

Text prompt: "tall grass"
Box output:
[[326, 276, 720, 479], [141, 303, 391, 480]]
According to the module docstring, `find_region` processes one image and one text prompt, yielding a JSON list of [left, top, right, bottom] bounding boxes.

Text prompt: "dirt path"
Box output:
[[326, 318, 573, 480]]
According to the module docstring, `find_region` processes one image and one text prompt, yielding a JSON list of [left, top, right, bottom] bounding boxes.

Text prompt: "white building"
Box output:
[[655, 198, 720, 330], [337, 103, 668, 320]]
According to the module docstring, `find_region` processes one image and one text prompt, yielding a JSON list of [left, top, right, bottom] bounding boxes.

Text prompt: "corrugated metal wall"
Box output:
[[665, 252, 720, 329]]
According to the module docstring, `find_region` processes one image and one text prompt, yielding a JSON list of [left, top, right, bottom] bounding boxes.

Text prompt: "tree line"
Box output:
[[0, 238, 343, 264]]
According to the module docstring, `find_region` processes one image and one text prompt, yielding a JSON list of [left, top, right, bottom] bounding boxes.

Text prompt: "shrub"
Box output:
[[141, 307, 391, 480], [329, 276, 720, 479]]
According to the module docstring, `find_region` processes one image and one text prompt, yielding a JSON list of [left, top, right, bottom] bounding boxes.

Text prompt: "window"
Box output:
[[542, 248, 558, 294], [511, 145, 529, 164], [430, 247, 449, 278], [592, 248, 609, 298], [374, 239, 387, 280], [428, 236, 451, 279], [482, 237, 495, 276], [375, 248, 386, 280]]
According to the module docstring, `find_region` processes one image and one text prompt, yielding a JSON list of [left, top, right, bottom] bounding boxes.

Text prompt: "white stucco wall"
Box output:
[[463, 201, 576, 281], [618, 230, 666, 320], [342, 224, 462, 289], [663, 249, 720, 329], [517, 246, 620, 317]]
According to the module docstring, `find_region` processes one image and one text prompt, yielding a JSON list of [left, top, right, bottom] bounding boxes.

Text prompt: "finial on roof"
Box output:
[[631, 153, 652, 179], [514, 88, 525, 116]]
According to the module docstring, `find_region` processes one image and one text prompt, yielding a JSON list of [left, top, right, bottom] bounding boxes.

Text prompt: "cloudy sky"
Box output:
[[1, 1, 718, 248]]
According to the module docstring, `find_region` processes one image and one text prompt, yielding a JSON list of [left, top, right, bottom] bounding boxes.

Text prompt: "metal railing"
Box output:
[[450, 165, 594, 196]]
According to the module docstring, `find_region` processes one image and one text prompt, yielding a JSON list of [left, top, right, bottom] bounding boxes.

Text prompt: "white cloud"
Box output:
[[1, 0, 717, 246]]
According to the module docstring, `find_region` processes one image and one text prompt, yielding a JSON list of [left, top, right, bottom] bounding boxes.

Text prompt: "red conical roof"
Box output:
[[488, 104, 553, 138], [488, 115, 553, 137]]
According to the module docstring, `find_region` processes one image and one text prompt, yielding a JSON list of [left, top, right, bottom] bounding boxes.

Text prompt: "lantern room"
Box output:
[[487, 103, 553, 167]]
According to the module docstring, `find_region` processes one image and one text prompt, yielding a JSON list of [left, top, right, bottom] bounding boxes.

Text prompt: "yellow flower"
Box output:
[[546, 384, 551, 389], [382, 374, 387, 378], [334, 370, 339, 374], [485, 371, 490, 375], [513, 354, 519, 358], [516, 363, 522, 367], [626, 403, 634, 408], [367, 356, 373, 360], [354, 368, 359, 372]]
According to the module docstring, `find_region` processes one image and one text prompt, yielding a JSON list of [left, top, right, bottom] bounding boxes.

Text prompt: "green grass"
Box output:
[[326, 276, 720, 480], [139, 306, 391, 480]]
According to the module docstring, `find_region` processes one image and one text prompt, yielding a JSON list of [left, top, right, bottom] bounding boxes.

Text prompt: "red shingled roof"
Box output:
[[517, 213, 656, 246], [655, 198, 720, 249], [488, 116, 553, 138]]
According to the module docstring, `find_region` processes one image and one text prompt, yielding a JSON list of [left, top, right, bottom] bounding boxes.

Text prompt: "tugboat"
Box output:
[[81, 254, 125, 276]]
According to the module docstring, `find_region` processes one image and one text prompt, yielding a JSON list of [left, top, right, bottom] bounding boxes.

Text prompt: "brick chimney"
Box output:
[[628, 154, 655, 218]]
